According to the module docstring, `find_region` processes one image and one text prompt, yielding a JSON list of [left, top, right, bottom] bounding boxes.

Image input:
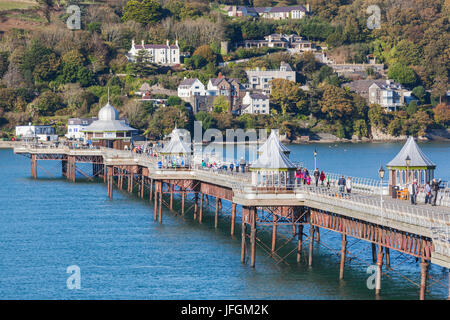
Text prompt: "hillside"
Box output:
[[0, 0, 448, 141]]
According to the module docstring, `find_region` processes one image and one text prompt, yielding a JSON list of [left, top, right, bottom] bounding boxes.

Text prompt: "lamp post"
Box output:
[[379, 165, 385, 219], [405, 155, 411, 185], [314, 149, 317, 170]]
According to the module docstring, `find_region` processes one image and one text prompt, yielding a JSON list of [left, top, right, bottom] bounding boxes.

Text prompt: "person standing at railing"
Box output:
[[326, 175, 330, 188], [346, 177, 352, 194], [320, 171, 325, 186], [230, 163, 234, 172], [431, 178, 442, 206], [314, 168, 320, 187], [408, 180, 418, 205], [295, 169, 303, 186], [239, 157, 246, 173], [338, 176, 346, 194], [424, 181, 432, 204]]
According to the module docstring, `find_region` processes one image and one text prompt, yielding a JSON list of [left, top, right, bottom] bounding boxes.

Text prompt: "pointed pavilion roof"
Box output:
[[251, 134, 296, 171], [161, 127, 192, 155], [387, 136, 436, 168], [258, 129, 290, 155]]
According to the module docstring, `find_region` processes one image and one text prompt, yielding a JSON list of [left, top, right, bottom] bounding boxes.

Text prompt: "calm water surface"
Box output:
[[0, 142, 449, 299]]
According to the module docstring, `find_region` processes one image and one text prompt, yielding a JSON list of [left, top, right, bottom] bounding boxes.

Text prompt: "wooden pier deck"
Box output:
[[14, 145, 450, 299]]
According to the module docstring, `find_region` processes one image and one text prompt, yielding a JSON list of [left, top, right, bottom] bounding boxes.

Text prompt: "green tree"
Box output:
[[319, 85, 354, 120], [212, 96, 229, 114], [412, 86, 427, 104], [387, 63, 417, 87], [33, 91, 62, 116], [122, 0, 164, 25]]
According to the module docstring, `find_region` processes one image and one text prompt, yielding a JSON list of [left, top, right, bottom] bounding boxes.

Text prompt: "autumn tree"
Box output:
[[433, 103, 450, 126], [270, 79, 306, 115], [319, 85, 355, 120]]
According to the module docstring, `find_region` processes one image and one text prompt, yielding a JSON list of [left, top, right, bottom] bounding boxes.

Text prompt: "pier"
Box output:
[[14, 142, 450, 300]]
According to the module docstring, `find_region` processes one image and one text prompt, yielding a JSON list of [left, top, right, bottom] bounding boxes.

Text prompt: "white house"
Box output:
[[245, 62, 296, 94], [128, 39, 180, 66], [241, 92, 270, 115], [66, 118, 97, 140], [177, 78, 207, 99], [16, 123, 58, 142]]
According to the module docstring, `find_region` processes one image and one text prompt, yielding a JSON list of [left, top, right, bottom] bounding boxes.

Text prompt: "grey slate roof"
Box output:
[[387, 137, 436, 168]]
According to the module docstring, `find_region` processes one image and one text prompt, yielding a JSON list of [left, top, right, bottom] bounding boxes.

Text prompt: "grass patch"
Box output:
[[0, 1, 37, 11]]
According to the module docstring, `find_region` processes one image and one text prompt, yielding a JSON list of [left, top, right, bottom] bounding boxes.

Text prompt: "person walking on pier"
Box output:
[[338, 176, 346, 194], [408, 180, 418, 205], [314, 168, 320, 187], [320, 171, 326, 186], [296, 169, 303, 186], [431, 178, 442, 206], [346, 177, 352, 194], [424, 181, 432, 204], [239, 157, 246, 173]]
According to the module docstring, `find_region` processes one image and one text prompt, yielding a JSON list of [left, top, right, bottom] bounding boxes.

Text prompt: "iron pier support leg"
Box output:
[[107, 166, 113, 199], [385, 248, 390, 269], [62, 160, 67, 178], [419, 259, 428, 300], [149, 179, 153, 201], [194, 193, 198, 220], [199, 193, 203, 223], [308, 225, 315, 267], [271, 215, 277, 255], [241, 207, 247, 264], [141, 176, 145, 199], [372, 243, 377, 263], [154, 188, 158, 222], [181, 189, 185, 216], [103, 164, 107, 183], [250, 207, 256, 268], [214, 197, 219, 229], [339, 234, 347, 280], [231, 203, 236, 236], [169, 183, 173, 210], [375, 244, 384, 296], [315, 226, 320, 242], [297, 224, 303, 263], [158, 184, 162, 224]]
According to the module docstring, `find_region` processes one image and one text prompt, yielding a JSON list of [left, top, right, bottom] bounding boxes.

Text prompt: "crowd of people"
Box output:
[[408, 178, 442, 206]]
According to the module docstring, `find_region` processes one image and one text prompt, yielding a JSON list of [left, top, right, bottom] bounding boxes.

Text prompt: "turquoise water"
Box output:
[[0, 142, 449, 299]]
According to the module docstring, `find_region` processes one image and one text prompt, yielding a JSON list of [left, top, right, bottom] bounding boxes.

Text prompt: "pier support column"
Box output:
[[308, 225, 315, 267], [198, 193, 203, 223], [194, 193, 198, 220], [271, 215, 277, 254], [107, 166, 113, 199], [30, 155, 37, 178], [140, 176, 145, 199], [62, 160, 67, 178], [375, 244, 384, 296], [339, 234, 347, 280], [158, 183, 163, 224], [169, 183, 173, 210], [372, 243, 377, 263], [419, 259, 428, 300], [231, 203, 236, 236], [241, 207, 247, 264], [181, 189, 185, 216], [297, 224, 303, 263], [214, 197, 219, 229], [315, 226, 320, 242], [153, 182, 158, 222], [250, 207, 257, 268], [385, 247, 391, 269], [103, 164, 106, 183], [149, 179, 153, 201]]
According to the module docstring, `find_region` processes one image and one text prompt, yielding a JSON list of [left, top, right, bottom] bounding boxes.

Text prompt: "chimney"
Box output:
[[166, 39, 170, 46], [218, 72, 223, 79], [141, 40, 144, 46], [132, 39, 135, 47], [175, 39, 178, 47], [306, 3, 310, 13]]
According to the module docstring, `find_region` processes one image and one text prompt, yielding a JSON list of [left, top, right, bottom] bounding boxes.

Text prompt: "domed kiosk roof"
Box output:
[[82, 102, 136, 133], [98, 102, 119, 121]]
